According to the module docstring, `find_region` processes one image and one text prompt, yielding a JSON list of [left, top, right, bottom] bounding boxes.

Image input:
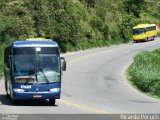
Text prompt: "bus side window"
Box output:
[[6, 53, 11, 68], [5, 54, 8, 68], [4, 48, 11, 68], [6, 55, 10, 68]]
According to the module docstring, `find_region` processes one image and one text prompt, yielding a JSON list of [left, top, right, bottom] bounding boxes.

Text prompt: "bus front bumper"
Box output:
[[12, 91, 60, 100], [133, 35, 146, 41]]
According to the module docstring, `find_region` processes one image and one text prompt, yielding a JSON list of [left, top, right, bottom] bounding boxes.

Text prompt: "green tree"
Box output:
[[1, 1, 35, 39], [24, 0, 49, 37], [122, 0, 146, 18]]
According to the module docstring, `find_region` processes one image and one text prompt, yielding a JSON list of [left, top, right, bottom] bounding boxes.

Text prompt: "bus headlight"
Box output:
[[13, 88, 25, 92], [49, 88, 60, 92]]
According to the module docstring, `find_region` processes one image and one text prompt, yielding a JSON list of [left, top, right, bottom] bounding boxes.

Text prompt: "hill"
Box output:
[[0, 0, 160, 76]]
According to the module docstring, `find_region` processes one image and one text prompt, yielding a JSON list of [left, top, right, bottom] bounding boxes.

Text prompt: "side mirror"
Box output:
[[61, 57, 66, 71]]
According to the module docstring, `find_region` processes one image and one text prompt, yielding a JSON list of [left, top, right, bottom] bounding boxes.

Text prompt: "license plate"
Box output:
[[33, 95, 42, 98]]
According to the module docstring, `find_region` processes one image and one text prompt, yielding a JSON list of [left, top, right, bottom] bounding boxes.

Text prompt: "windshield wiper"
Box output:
[[38, 68, 49, 84]]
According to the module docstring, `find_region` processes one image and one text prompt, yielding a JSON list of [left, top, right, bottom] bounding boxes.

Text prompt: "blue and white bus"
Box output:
[[4, 38, 66, 105]]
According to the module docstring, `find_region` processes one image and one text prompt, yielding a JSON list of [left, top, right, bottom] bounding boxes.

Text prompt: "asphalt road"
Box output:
[[1, 38, 160, 114]]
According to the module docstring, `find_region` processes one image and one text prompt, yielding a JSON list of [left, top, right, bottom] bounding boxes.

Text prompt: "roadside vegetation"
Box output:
[[0, 0, 160, 76], [128, 49, 160, 98]]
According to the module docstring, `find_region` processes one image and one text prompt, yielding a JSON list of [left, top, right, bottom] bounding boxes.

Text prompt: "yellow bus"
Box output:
[[133, 24, 157, 42]]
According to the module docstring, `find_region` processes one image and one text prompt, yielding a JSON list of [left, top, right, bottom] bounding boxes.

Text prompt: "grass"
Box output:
[[60, 38, 127, 52], [127, 49, 160, 98]]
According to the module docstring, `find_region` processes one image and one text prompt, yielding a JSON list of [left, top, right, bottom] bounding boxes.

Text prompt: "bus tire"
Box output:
[[49, 99, 56, 105], [151, 36, 154, 41], [6, 93, 10, 98], [153, 36, 155, 40], [145, 37, 148, 42], [133, 40, 137, 43], [5, 81, 9, 98], [11, 99, 17, 105]]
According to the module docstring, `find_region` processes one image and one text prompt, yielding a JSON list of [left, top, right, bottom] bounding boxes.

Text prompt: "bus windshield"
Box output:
[[133, 28, 145, 35], [13, 47, 60, 84]]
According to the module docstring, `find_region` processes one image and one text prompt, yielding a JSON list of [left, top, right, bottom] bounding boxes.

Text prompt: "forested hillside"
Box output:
[[0, 0, 160, 76]]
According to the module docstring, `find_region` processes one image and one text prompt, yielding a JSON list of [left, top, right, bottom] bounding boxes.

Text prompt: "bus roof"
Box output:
[[12, 40, 59, 48], [133, 24, 156, 29], [26, 38, 52, 41]]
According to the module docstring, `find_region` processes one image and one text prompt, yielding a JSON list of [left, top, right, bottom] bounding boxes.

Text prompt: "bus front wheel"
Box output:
[[133, 40, 137, 43], [145, 37, 148, 42], [5, 81, 9, 98], [11, 99, 18, 105], [49, 99, 56, 105]]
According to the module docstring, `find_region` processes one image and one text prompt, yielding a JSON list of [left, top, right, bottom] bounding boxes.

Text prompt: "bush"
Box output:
[[128, 49, 160, 97]]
